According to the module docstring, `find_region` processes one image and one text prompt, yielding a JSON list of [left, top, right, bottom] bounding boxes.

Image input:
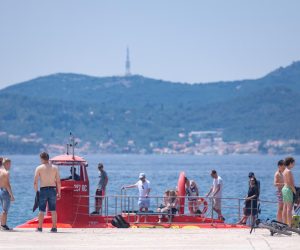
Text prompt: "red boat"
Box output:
[[17, 140, 247, 229]]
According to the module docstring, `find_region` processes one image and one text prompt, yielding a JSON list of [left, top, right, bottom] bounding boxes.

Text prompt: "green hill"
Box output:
[[0, 61, 300, 154]]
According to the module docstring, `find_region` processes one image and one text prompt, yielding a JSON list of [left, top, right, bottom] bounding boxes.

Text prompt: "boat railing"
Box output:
[[72, 192, 278, 225]]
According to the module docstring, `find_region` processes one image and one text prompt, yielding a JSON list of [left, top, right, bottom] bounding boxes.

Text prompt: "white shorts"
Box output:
[[213, 198, 221, 210], [138, 199, 150, 209]]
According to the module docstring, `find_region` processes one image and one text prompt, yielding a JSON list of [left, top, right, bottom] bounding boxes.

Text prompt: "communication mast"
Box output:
[[125, 46, 131, 76]]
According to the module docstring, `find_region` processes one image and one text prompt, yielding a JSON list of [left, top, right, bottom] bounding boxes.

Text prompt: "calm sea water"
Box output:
[[6, 154, 300, 227]]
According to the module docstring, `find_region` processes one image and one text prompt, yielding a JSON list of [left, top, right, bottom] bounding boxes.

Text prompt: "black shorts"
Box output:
[[244, 207, 258, 216], [170, 208, 177, 215], [95, 189, 105, 200], [39, 187, 57, 212]]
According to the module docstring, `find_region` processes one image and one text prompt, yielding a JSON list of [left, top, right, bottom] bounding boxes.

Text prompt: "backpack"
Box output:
[[111, 215, 130, 228]]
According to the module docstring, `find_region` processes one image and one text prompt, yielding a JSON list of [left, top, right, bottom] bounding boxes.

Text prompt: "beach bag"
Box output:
[[32, 191, 40, 212], [293, 187, 300, 204], [292, 215, 300, 228], [292, 204, 300, 228], [111, 215, 130, 228]]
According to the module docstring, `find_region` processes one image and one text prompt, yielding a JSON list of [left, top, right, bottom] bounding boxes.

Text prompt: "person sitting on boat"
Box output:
[[157, 190, 178, 223], [91, 163, 108, 215], [237, 177, 259, 225], [157, 190, 170, 222], [185, 178, 200, 215], [122, 173, 151, 212], [158, 190, 170, 210], [61, 167, 80, 181]]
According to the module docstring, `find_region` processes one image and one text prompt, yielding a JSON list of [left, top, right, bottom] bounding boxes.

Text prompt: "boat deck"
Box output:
[[1, 228, 299, 250]]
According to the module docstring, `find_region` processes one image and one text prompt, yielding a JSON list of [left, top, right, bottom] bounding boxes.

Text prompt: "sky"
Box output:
[[0, 0, 300, 88]]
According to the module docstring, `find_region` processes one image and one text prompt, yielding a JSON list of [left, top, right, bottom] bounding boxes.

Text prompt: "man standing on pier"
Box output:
[[34, 152, 61, 232], [282, 157, 296, 227], [0, 158, 15, 230], [274, 160, 285, 222]]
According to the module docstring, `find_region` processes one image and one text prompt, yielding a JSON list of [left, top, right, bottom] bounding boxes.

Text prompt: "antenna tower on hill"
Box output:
[[125, 46, 131, 76]]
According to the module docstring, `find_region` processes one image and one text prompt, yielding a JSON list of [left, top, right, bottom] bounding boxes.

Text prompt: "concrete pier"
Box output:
[[1, 228, 299, 250]]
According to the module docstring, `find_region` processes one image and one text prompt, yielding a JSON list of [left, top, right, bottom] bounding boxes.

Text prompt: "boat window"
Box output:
[[60, 165, 81, 181]]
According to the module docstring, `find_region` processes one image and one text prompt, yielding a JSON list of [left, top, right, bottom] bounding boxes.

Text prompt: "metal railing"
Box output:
[[73, 192, 277, 225]]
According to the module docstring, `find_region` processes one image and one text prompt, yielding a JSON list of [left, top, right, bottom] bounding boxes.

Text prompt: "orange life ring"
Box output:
[[177, 172, 186, 214], [196, 198, 208, 214]]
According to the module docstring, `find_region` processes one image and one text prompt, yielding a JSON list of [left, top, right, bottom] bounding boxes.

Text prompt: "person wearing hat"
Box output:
[[91, 163, 108, 215], [248, 172, 260, 198], [122, 173, 151, 212]]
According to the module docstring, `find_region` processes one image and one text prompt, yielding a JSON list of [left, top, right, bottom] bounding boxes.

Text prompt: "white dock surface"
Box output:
[[1, 228, 299, 250]]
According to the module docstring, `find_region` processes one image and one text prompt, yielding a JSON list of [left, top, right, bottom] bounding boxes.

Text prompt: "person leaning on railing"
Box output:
[[122, 173, 151, 212]]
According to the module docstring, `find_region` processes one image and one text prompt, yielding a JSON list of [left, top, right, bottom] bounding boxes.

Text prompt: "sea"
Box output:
[[5, 154, 300, 227]]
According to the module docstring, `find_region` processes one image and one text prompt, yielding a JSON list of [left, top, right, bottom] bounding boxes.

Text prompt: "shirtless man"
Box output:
[[282, 157, 296, 226], [274, 160, 285, 222], [34, 152, 61, 232], [0, 158, 15, 230]]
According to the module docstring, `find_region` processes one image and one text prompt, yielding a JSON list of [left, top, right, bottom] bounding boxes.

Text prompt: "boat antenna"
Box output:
[[66, 143, 70, 155], [68, 132, 78, 158]]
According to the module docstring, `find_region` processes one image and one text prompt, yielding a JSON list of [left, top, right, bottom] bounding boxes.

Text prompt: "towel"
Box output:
[[33, 191, 40, 212]]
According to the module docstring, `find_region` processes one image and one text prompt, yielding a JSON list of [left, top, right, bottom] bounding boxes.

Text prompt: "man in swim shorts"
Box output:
[[34, 152, 61, 232], [282, 157, 296, 226], [274, 159, 285, 222], [0, 158, 15, 230]]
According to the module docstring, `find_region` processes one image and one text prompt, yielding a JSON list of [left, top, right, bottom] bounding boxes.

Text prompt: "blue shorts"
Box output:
[[138, 198, 150, 209], [0, 188, 11, 213], [39, 187, 57, 212]]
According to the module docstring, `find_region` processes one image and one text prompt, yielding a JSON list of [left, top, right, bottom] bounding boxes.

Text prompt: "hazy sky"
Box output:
[[1, 0, 300, 88]]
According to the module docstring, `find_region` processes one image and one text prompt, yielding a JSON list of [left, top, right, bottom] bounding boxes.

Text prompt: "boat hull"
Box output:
[[16, 214, 247, 229]]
